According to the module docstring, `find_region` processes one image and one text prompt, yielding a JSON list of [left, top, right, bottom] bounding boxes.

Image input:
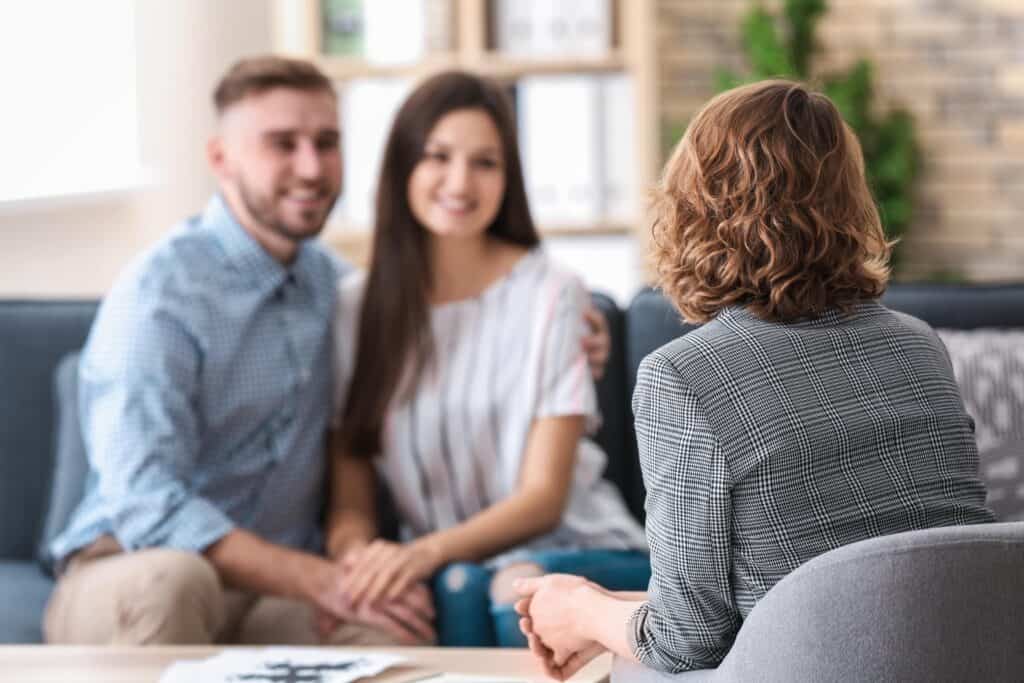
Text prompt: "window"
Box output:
[[0, 1, 143, 204]]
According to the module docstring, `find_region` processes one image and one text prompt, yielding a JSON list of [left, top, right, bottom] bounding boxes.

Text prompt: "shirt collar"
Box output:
[[721, 299, 886, 327], [201, 194, 306, 297]]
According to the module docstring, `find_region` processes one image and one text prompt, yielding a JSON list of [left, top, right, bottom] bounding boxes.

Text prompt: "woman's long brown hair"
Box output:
[[338, 71, 539, 459]]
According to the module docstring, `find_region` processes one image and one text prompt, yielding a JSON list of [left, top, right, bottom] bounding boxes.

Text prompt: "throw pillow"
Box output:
[[937, 329, 1024, 521]]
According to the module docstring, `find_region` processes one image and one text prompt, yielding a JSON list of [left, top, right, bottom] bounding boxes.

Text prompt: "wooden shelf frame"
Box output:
[[271, 0, 660, 267]]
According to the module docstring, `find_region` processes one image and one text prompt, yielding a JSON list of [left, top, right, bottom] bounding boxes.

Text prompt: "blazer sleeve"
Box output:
[[627, 350, 742, 673]]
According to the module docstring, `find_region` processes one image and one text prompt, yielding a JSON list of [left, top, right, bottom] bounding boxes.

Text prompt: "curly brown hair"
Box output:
[[651, 80, 892, 323]]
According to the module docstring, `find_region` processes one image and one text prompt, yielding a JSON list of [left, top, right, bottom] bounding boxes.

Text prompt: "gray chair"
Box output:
[[612, 521, 1024, 682]]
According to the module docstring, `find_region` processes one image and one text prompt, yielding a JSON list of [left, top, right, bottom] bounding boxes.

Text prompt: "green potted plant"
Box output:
[[694, 0, 920, 271]]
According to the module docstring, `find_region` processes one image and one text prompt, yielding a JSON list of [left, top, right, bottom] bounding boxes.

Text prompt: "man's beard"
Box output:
[[237, 178, 335, 244]]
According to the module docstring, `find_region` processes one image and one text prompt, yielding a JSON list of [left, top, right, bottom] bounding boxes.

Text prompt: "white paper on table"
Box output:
[[159, 647, 406, 683]]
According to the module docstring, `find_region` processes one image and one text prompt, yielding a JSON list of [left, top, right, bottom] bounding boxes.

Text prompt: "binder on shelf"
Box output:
[[494, 0, 611, 58], [322, 0, 364, 57], [601, 74, 637, 224], [493, 0, 535, 56], [335, 78, 412, 230], [518, 75, 604, 228], [362, 0, 450, 64], [517, 73, 637, 230], [363, 0, 424, 63], [568, 0, 612, 57], [424, 0, 453, 55]]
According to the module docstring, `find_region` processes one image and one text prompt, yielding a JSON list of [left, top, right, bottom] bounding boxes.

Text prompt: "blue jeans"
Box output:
[[431, 549, 651, 647]]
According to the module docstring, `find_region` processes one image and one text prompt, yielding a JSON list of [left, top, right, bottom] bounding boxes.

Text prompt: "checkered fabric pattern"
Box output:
[[628, 302, 995, 674], [50, 195, 344, 563]]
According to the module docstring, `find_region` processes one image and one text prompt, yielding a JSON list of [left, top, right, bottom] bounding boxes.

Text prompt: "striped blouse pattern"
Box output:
[[628, 302, 995, 673], [333, 248, 646, 563]]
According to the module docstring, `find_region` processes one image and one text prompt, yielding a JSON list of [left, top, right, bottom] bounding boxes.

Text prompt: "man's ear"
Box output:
[[206, 136, 228, 180]]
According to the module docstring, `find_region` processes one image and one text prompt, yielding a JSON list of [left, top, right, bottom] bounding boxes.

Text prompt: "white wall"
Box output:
[[0, 1, 273, 297]]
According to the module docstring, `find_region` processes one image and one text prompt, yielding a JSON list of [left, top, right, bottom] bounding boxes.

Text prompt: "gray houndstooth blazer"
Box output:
[[627, 301, 995, 674]]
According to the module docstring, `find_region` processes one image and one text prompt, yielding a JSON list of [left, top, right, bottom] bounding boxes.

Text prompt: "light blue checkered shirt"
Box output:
[[50, 195, 346, 564]]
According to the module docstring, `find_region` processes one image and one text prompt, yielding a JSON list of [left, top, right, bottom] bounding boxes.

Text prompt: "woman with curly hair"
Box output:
[[516, 80, 994, 678]]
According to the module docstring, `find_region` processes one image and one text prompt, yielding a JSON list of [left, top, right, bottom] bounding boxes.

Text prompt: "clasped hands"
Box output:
[[314, 538, 443, 645], [514, 574, 608, 681]]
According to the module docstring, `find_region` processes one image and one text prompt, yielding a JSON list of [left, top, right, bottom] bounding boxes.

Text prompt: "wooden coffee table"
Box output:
[[0, 645, 612, 682]]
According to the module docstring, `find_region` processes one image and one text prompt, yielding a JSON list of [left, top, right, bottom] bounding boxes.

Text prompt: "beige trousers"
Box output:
[[43, 537, 399, 646]]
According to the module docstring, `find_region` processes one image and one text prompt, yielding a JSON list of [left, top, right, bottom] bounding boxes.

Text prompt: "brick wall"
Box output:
[[656, 0, 1024, 281]]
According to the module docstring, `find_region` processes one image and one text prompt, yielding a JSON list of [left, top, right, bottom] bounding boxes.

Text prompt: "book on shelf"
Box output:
[[324, 0, 451, 63], [335, 78, 412, 231], [494, 0, 611, 58], [322, 0, 363, 56], [517, 73, 637, 230], [600, 73, 638, 224]]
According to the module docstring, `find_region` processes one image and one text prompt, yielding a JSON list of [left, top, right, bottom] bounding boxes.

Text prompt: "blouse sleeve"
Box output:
[[627, 350, 741, 673], [534, 274, 600, 433]]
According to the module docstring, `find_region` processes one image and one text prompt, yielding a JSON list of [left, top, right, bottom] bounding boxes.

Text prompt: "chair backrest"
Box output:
[[0, 300, 97, 561], [713, 521, 1024, 682], [611, 522, 1024, 682]]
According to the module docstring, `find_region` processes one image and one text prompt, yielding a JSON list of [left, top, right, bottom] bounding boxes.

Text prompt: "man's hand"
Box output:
[[340, 538, 444, 606], [306, 555, 436, 644], [582, 306, 610, 381]]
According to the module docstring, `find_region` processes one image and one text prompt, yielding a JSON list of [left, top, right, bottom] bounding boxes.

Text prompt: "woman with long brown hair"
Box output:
[[325, 71, 649, 647], [515, 80, 994, 678]]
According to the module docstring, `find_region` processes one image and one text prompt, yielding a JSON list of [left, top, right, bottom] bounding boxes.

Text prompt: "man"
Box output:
[[45, 56, 610, 646]]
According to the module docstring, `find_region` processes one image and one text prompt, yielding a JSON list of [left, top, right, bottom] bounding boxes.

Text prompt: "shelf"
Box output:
[[316, 52, 460, 80], [316, 51, 627, 82], [471, 51, 627, 79], [273, 0, 662, 269], [540, 221, 636, 237]]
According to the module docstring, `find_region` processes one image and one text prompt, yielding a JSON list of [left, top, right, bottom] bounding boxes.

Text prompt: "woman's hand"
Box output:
[[521, 619, 605, 682], [517, 583, 606, 681], [514, 574, 602, 667], [312, 557, 436, 644], [342, 538, 445, 605], [582, 306, 610, 380]]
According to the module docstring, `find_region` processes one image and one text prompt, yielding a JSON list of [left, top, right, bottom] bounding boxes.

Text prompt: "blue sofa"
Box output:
[[2, 283, 1022, 643]]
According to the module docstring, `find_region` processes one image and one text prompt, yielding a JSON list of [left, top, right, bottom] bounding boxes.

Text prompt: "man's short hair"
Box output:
[[213, 55, 336, 115]]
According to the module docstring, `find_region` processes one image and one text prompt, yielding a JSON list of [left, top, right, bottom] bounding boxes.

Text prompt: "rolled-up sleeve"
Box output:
[[81, 290, 235, 552], [628, 351, 740, 673]]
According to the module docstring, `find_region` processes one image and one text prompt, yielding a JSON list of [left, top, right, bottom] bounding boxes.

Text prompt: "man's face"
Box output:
[[210, 88, 342, 262]]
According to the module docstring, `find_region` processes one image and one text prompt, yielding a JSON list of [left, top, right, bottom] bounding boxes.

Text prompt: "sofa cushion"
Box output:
[[0, 560, 53, 643], [38, 352, 90, 573], [0, 300, 97, 561], [882, 283, 1024, 329], [590, 292, 633, 513], [936, 329, 1024, 521]]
